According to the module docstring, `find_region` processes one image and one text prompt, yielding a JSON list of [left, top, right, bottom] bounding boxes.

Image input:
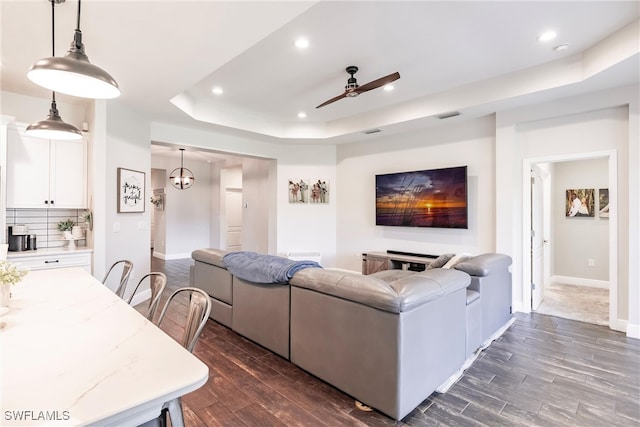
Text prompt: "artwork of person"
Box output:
[[289, 180, 300, 202], [578, 197, 589, 215], [319, 180, 328, 203], [298, 179, 308, 203], [311, 183, 320, 203], [567, 192, 581, 217]]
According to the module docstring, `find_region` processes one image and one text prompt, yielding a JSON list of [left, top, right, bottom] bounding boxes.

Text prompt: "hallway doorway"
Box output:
[[524, 152, 617, 329]]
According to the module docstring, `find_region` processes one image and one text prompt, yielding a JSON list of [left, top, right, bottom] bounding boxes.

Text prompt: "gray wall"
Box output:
[[553, 158, 609, 282]]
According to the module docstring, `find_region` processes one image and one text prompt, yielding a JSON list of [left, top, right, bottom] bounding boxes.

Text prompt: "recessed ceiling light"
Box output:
[[383, 84, 394, 92], [298, 112, 307, 119], [554, 44, 569, 52], [211, 87, 223, 95], [294, 38, 309, 49], [537, 31, 557, 42]]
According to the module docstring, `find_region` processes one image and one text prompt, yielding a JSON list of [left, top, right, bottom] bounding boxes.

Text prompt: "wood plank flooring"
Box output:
[[147, 256, 640, 426]]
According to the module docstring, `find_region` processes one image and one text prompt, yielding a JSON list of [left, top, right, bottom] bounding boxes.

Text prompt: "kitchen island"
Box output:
[[0, 267, 208, 426]]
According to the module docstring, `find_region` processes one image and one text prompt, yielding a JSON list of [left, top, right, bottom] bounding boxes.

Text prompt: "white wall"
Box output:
[[150, 155, 211, 259], [102, 101, 151, 299], [552, 159, 609, 283], [496, 84, 637, 335], [336, 116, 496, 271], [150, 122, 337, 266]]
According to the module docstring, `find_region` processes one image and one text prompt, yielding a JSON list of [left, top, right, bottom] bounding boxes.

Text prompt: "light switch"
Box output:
[[113, 222, 120, 233]]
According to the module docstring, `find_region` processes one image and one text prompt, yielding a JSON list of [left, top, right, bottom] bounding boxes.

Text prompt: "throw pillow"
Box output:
[[427, 253, 455, 269], [442, 252, 473, 269]]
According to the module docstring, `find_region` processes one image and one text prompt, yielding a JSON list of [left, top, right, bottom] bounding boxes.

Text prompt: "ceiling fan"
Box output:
[[316, 66, 400, 109]]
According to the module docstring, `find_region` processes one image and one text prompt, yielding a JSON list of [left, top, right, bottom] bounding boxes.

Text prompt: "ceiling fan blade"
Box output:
[[355, 71, 400, 94], [316, 92, 348, 109]]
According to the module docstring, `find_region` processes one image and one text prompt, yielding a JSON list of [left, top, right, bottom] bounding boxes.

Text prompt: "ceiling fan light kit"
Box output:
[[316, 66, 400, 108], [26, 0, 82, 140], [27, 0, 120, 100]]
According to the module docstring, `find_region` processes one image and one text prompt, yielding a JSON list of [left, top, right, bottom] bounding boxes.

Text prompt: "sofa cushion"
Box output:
[[192, 248, 228, 268], [427, 253, 455, 269], [442, 252, 473, 269]]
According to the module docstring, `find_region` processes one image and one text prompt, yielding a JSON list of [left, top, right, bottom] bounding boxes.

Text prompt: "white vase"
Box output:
[[0, 285, 11, 308]]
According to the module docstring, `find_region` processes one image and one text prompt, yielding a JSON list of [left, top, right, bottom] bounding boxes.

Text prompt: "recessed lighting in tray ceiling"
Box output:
[[383, 84, 395, 92], [298, 112, 307, 119], [211, 87, 223, 95], [537, 30, 557, 42], [294, 37, 309, 49]]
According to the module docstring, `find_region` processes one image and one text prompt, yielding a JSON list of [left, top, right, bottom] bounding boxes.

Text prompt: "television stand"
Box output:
[[361, 251, 438, 275]]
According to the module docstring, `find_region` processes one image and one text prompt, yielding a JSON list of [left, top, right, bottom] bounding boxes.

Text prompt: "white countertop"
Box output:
[[0, 267, 209, 426], [6, 247, 93, 258]]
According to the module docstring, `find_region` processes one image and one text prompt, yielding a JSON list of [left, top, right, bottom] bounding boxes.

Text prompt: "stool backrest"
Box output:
[[156, 287, 211, 353]]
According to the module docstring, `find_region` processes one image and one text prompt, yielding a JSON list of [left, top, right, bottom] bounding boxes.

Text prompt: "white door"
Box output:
[[225, 190, 243, 251], [531, 169, 545, 310]]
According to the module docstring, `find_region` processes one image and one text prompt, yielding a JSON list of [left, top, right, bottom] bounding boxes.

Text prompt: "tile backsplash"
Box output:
[[6, 209, 88, 249]]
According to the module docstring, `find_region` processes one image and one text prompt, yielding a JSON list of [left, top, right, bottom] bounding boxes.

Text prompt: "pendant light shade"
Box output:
[[25, 97, 82, 140], [26, 0, 82, 141], [170, 149, 195, 190], [27, 0, 120, 99]]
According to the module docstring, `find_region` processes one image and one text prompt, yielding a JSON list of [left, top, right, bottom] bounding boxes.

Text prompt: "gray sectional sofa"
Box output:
[[190, 249, 513, 420]]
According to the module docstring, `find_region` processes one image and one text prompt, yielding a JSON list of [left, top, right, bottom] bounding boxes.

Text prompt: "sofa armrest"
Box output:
[[192, 248, 228, 268], [454, 253, 512, 277]]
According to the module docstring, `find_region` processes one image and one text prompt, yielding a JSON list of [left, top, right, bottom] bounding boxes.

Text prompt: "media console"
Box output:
[[361, 251, 438, 275]]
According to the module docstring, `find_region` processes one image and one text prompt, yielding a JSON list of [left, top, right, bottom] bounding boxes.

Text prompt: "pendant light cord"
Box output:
[[50, 0, 57, 105], [51, 0, 56, 56], [76, 0, 81, 31]]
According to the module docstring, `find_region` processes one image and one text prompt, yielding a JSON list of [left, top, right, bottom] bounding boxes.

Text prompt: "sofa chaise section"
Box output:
[[288, 267, 471, 421]]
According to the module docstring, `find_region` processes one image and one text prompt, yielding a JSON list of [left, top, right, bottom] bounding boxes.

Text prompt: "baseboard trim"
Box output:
[[129, 289, 151, 306], [626, 323, 640, 339], [153, 251, 192, 261], [550, 275, 609, 289], [436, 317, 516, 393]]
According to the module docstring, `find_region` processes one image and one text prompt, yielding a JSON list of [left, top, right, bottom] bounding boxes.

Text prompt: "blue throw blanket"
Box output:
[[222, 251, 322, 284]]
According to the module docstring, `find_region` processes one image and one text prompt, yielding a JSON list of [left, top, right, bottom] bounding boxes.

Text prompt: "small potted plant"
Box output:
[[0, 260, 28, 307], [58, 218, 77, 248], [57, 218, 76, 232]]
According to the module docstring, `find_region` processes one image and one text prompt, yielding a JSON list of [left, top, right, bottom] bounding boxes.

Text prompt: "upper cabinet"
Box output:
[[7, 125, 87, 209]]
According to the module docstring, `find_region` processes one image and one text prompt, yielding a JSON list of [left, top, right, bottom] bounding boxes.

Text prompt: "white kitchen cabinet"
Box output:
[[6, 125, 87, 209]]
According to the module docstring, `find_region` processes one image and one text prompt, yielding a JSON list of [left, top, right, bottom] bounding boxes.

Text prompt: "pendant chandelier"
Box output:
[[170, 149, 195, 190], [25, 0, 81, 141], [27, 0, 120, 99]]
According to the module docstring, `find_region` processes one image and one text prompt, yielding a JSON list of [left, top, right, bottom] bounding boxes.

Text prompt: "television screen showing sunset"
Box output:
[[376, 166, 468, 228]]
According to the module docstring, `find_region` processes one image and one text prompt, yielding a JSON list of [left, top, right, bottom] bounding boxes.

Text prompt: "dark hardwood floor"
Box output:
[[147, 255, 640, 426]]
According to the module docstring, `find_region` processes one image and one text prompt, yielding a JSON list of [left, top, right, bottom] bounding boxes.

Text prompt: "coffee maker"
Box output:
[[7, 225, 33, 252]]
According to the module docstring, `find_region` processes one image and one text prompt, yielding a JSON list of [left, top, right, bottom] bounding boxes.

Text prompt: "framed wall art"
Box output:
[[117, 168, 145, 213], [599, 188, 609, 218], [288, 178, 310, 203], [310, 179, 329, 204], [565, 188, 594, 218]]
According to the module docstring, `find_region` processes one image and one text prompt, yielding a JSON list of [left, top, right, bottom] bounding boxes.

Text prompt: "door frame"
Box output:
[[521, 149, 619, 331]]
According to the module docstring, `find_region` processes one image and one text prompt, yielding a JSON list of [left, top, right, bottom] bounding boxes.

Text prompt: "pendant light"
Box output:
[[170, 149, 195, 190], [26, 0, 82, 141], [27, 0, 120, 99]]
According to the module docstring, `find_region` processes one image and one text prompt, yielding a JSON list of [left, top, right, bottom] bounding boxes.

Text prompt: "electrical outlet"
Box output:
[[588, 258, 595, 267]]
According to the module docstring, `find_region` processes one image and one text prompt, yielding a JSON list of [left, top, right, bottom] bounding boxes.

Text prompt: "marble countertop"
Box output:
[[0, 267, 209, 426]]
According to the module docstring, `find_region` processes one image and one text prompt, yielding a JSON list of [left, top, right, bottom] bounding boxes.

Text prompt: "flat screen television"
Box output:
[[375, 165, 468, 229]]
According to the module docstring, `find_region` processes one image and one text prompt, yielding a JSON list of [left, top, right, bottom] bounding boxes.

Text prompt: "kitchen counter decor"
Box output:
[[0, 260, 28, 307]]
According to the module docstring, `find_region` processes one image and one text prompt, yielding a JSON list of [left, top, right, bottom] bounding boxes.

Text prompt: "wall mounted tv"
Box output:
[[375, 165, 468, 229]]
